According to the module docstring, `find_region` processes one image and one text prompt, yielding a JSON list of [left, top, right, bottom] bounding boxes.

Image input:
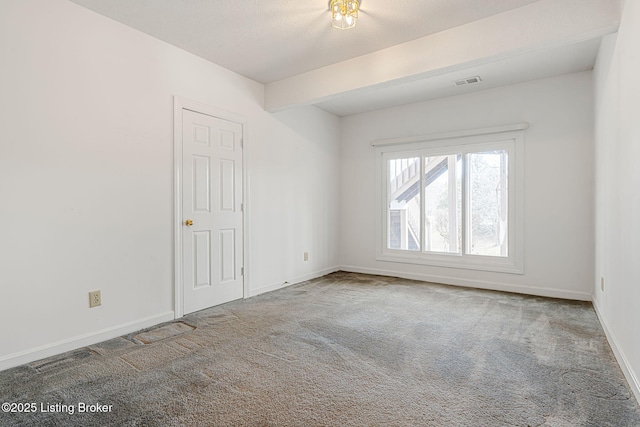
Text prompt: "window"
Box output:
[[376, 126, 524, 274]]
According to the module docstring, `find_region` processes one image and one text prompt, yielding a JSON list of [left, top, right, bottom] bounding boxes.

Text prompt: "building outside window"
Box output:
[[375, 126, 525, 274]]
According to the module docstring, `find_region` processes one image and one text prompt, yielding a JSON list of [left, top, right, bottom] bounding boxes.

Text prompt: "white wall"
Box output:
[[0, 0, 340, 370], [339, 72, 595, 300], [593, 0, 640, 401], [250, 107, 341, 295]]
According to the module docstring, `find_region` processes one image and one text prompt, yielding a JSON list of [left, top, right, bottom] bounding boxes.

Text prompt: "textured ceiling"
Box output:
[[315, 38, 602, 116], [68, 0, 542, 84]]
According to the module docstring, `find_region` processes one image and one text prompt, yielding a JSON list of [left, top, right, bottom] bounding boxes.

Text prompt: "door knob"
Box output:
[[185, 219, 194, 226]]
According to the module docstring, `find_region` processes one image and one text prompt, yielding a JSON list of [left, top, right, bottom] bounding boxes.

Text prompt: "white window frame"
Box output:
[[374, 124, 526, 274]]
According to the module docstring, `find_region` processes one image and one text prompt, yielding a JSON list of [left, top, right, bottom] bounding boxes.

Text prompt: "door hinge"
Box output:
[[241, 267, 244, 276], [240, 138, 244, 149], [240, 203, 244, 212]]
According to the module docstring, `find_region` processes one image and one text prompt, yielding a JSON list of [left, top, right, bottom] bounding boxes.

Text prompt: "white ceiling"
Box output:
[[68, 0, 618, 116], [315, 38, 602, 116], [69, 0, 542, 83]]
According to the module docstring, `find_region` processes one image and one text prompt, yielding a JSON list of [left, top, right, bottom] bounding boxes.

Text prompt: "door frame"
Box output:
[[173, 96, 250, 319]]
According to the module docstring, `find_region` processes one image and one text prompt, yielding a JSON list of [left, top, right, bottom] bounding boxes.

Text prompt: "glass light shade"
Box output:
[[331, 0, 358, 30]]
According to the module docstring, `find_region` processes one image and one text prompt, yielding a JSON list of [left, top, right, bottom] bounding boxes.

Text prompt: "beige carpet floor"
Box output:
[[1, 272, 639, 426]]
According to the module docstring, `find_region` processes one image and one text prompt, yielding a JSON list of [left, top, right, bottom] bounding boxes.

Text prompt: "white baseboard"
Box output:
[[592, 301, 640, 405], [248, 266, 341, 298], [339, 265, 592, 301], [0, 311, 175, 372]]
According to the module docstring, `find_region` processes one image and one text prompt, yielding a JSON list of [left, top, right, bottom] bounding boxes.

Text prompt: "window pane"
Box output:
[[424, 155, 461, 253], [468, 150, 508, 256], [388, 157, 421, 251]]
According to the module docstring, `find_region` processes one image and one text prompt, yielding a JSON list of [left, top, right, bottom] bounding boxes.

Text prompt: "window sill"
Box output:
[[377, 251, 524, 275]]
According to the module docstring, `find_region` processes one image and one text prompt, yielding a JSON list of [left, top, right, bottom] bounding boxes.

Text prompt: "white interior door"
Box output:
[[182, 109, 243, 315]]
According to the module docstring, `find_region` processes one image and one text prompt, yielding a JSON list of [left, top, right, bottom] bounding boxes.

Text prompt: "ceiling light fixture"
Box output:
[[330, 0, 359, 30]]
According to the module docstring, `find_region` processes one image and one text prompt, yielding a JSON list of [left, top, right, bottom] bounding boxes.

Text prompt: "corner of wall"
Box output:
[[592, 301, 640, 403]]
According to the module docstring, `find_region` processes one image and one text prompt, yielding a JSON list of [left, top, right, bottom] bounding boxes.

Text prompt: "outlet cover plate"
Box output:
[[89, 290, 101, 308]]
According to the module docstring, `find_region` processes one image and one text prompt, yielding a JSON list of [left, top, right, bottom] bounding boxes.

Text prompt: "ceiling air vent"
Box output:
[[454, 76, 482, 86]]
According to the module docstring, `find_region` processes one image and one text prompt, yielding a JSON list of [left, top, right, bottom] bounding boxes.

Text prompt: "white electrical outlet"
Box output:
[[89, 290, 101, 308], [600, 277, 605, 292], [304, 252, 309, 261]]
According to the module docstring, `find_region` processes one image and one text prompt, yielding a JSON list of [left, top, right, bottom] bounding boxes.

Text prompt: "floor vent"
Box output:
[[130, 321, 195, 345]]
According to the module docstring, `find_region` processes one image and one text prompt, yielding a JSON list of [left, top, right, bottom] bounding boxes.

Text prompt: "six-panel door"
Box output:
[[182, 109, 243, 314]]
